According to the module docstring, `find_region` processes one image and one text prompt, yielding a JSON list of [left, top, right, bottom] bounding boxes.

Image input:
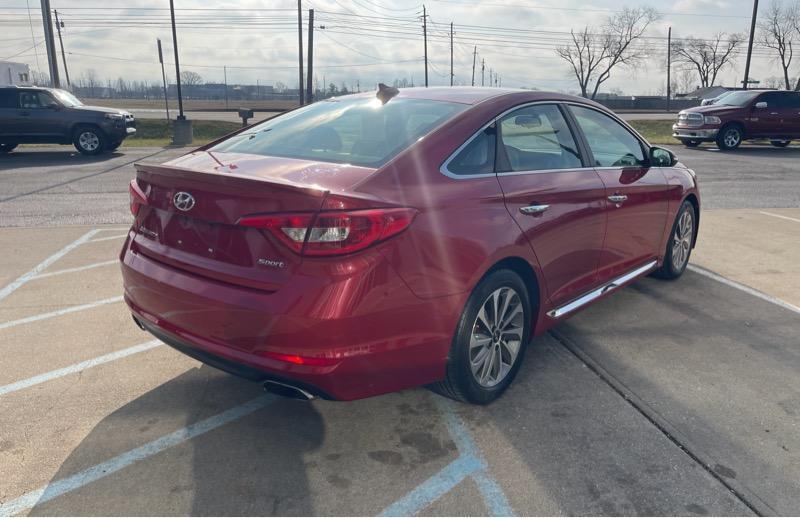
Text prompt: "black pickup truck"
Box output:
[[0, 86, 136, 155]]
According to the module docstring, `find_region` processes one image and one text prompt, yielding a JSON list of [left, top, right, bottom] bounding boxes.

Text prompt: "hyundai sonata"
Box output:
[[121, 87, 699, 404]]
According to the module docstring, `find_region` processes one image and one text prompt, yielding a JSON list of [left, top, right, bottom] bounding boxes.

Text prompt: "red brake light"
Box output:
[[129, 179, 148, 216], [237, 208, 417, 256]]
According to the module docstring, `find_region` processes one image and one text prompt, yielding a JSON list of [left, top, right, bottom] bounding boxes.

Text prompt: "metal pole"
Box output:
[[40, 0, 60, 87], [666, 26, 671, 111], [471, 46, 476, 87], [169, 0, 185, 119], [423, 5, 428, 87], [450, 22, 454, 86], [743, 0, 759, 90], [54, 10, 70, 87], [297, 0, 305, 105], [224, 65, 229, 109], [157, 39, 170, 121], [307, 9, 314, 103], [481, 58, 485, 86]]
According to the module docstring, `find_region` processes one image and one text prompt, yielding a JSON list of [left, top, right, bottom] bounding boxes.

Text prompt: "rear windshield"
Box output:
[[209, 96, 467, 167]]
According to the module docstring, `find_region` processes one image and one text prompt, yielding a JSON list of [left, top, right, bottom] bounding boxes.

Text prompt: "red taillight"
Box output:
[[129, 179, 148, 217], [237, 208, 417, 256]]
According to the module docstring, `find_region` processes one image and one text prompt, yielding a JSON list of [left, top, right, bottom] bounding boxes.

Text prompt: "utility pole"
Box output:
[[54, 10, 70, 87], [422, 5, 428, 87], [481, 58, 485, 86], [489, 68, 492, 87], [307, 9, 314, 103], [157, 39, 170, 121], [40, 0, 60, 87], [223, 65, 229, 109], [743, 0, 759, 90], [666, 26, 671, 112], [297, 0, 305, 105], [449, 22, 454, 86], [471, 46, 477, 86], [169, 0, 185, 120]]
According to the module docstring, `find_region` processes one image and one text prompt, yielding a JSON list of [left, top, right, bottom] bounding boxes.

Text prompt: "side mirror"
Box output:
[[650, 146, 676, 167], [755, 101, 768, 109]]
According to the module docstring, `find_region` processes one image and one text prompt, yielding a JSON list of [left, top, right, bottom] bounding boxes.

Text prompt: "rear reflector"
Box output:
[[237, 208, 417, 256], [129, 179, 148, 216]]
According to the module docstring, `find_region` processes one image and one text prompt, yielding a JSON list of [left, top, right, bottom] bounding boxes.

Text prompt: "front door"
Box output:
[[16, 90, 63, 141], [749, 92, 789, 138], [495, 103, 607, 307], [567, 104, 670, 280]]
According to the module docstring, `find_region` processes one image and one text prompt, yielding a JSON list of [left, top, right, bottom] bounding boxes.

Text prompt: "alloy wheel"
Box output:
[[672, 209, 693, 270], [79, 131, 100, 152], [723, 128, 740, 148], [469, 287, 524, 388]]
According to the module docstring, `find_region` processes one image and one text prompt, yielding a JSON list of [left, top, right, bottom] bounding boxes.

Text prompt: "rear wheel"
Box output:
[[653, 200, 696, 280], [432, 269, 531, 404], [680, 139, 701, 148], [73, 125, 106, 155], [770, 140, 791, 148], [0, 143, 18, 154], [716, 124, 743, 150]]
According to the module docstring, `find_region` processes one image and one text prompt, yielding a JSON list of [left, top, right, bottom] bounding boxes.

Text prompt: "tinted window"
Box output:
[[570, 105, 645, 167], [209, 97, 467, 168], [497, 104, 582, 172], [786, 93, 800, 109], [18, 91, 56, 109], [447, 126, 496, 176], [0, 90, 16, 108], [759, 92, 788, 108]]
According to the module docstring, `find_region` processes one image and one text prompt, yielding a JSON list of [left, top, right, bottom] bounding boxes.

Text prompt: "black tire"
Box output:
[[73, 125, 106, 155], [716, 124, 743, 150], [653, 200, 696, 280], [770, 140, 791, 148], [680, 139, 701, 148], [0, 143, 18, 154], [432, 269, 532, 404]]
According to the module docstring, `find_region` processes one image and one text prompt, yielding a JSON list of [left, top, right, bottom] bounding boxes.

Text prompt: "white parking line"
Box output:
[[0, 396, 273, 516], [0, 340, 162, 396], [688, 264, 800, 315], [0, 229, 101, 303], [758, 211, 800, 224], [33, 260, 119, 280], [87, 234, 128, 243], [0, 296, 124, 331]]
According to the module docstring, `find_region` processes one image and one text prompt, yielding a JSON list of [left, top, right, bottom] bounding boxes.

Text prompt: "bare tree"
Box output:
[[180, 70, 203, 86], [759, 1, 799, 90], [671, 33, 744, 88], [556, 6, 659, 99]]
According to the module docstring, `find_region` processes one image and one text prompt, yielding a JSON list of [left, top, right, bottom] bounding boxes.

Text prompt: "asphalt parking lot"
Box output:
[[1, 143, 799, 515]]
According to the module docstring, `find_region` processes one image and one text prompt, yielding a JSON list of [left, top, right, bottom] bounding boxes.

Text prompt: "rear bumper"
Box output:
[[672, 125, 719, 141], [120, 232, 461, 400]]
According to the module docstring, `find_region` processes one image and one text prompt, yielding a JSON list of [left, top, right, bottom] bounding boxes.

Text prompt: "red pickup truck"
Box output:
[[673, 90, 800, 150]]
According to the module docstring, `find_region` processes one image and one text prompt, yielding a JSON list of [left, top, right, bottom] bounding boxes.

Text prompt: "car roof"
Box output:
[[338, 86, 593, 106]]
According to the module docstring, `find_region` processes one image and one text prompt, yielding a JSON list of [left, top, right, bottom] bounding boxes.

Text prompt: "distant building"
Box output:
[[0, 61, 31, 86]]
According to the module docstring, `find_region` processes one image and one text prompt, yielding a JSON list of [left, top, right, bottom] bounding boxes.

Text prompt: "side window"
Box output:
[[0, 90, 17, 108], [446, 125, 496, 176], [786, 93, 800, 109], [18, 91, 55, 109], [497, 104, 582, 172], [570, 105, 645, 167], [759, 92, 786, 108]]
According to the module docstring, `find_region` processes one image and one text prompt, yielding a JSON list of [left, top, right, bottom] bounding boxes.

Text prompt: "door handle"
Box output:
[[607, 194, 628, 203], [519, 204, 549, 215]]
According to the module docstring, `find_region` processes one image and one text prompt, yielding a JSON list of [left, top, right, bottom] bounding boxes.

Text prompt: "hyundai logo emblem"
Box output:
[[173, 191, 195, 212]]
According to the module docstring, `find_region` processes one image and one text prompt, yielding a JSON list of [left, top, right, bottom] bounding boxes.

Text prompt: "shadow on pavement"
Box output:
[[0, 149, 125, 170]]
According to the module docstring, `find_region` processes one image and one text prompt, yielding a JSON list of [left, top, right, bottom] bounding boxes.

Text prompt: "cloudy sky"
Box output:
[[0, 0, 790, 95]]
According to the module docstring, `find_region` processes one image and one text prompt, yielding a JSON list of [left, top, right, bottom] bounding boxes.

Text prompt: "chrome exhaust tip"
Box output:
[[263, 380, 315, 401]]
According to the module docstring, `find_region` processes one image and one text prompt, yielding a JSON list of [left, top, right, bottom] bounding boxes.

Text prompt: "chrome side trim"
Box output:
[[546, 260, 657, 319]]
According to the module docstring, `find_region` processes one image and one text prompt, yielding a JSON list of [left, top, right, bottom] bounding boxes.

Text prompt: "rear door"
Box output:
[[783, 92, 800, 137], [567, 104, 669, 280], [495, 103, 607, 307]]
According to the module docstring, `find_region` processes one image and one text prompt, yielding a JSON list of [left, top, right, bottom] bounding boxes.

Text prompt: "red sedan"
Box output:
[[121, 87, 699, 404]]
